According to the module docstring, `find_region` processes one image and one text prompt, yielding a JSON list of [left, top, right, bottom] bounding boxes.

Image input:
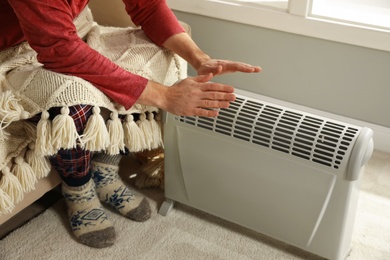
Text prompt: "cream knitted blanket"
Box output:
[[0, 7, 186, 215]]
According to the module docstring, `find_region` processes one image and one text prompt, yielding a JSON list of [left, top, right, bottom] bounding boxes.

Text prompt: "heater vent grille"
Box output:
[[174, 97, 359, 169]]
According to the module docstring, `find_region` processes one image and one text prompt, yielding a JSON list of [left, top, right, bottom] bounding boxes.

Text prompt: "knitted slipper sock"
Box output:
[[91, 153, 151, 222], [62, 179, 116, 248]]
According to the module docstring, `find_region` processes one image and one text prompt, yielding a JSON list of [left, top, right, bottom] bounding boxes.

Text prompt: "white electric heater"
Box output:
[[159, 89, 374, 260]]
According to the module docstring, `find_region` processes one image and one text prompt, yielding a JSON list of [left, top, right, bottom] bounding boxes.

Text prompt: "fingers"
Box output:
[[199, 99, 231, 109], [237, 62, 262, 72], [195, 88, 235, 118], [195, 80, 235, 115], [222, 62, 262, 74], [198, 60, 262, 76], [215, 64, 223, 76], [199, 81, 235, 94], [200, 92, 236, 104], [194, 73, 213, 83], [167, 76, 236, 118]]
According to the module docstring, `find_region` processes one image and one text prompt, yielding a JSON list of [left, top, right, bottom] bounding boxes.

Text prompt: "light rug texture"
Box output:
[[1, 151, 389, 260]]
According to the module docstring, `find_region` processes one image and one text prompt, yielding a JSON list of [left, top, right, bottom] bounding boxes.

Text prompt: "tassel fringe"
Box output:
[[0, 126, 10, 141], [0, 91, 29, 126], [106, 111, 125, 155], [52, 107, 79, 150], [0, 167, 24, 204], [80, 106, 109, 151], [138, 113, 153, 150], [0, 91, 30, 142], [35, 110, 54, 156], [33, 107, 163, 155], [0, 187, 14, 215], [0, 107, 165, 215], [148, 112, 163, 149], [25, 143, 51, 179], [12, 156, 37, 193], [124, 114, 146, 152]]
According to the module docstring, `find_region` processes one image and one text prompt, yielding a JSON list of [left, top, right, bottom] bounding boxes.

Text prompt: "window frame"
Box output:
[[167, 0, 390, 52]]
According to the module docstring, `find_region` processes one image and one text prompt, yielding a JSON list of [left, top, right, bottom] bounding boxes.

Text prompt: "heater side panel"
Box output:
[[166, 125, 337, 248]]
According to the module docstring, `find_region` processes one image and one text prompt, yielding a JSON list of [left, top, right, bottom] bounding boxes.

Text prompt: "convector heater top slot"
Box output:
[[174, 96, 360, 170]]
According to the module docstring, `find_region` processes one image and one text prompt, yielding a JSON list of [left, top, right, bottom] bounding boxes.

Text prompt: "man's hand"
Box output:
[[137, 73, 236, 117], [162, 33, 261, 77], [165, 73, 236, 117], [197, 59, 262, 76]]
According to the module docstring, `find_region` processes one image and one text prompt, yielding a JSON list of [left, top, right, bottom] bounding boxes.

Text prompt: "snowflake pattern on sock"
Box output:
[[62, 182, 111, 233], [92, 166, 118, 189], [105, 186, 134, 210], [63, 186, 95, 203], [70, 207, 107, 231], [92, 165, 135, 211], [90, 161, 151, 221]]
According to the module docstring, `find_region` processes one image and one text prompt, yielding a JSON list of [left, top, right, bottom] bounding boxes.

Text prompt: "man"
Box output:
[[0, 0, 261, 248]]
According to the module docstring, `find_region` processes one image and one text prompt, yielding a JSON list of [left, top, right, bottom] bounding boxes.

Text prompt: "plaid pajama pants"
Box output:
[[29, 105, 94, 187]]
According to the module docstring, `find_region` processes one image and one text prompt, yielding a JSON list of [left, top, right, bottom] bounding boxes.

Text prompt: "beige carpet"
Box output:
[[0, 151, 389, 260]]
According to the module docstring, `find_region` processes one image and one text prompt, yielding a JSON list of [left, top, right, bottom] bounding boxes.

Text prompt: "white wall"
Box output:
[[88, 1, 390, 152], [172, 11, 390, 152], [173, 11, 390, 129]]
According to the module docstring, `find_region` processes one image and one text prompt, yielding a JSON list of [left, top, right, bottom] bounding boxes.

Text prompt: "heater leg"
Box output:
[[158, 199, 175, 216]]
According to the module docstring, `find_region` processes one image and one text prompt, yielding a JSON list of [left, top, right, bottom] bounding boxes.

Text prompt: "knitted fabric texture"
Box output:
[[0, 7, 187, 215]]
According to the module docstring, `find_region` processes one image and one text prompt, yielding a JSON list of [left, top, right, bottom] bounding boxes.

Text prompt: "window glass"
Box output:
[[311, 0, 390, 29]]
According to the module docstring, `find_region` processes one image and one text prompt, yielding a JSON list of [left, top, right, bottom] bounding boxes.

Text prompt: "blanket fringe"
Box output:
[[0, 91, 30, 126], [33, 107, 163, 156], [0, 187, 14, 215], [148, 112, 163, 149], [124, 114, 146, 152], [25, 143, 51, 179], [0, 167, 24, 204], [52, 107, 79, 151], [0, 127, 10, 141], [138, 113, 153, 150], [0, 91, 30, 141], [35, 110, 54, 156], [12, 156, 37, 193], [0, 144, 52, 215], [80, 106, 109, 151], [20, 106, 163, 157], [106, 111, 125, 155]]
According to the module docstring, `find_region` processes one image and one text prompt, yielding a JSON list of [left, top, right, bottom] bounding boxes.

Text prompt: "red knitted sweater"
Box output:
[[0, 0, 185, 109]]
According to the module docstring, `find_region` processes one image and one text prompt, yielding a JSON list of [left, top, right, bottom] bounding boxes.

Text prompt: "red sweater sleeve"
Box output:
[[7, 0, 184, 110], [122, 0, 185, 46]]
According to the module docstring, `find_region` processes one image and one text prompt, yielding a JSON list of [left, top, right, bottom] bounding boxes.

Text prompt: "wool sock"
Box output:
[[62, 179, 116, 248], [91, 153, 151, 222]]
